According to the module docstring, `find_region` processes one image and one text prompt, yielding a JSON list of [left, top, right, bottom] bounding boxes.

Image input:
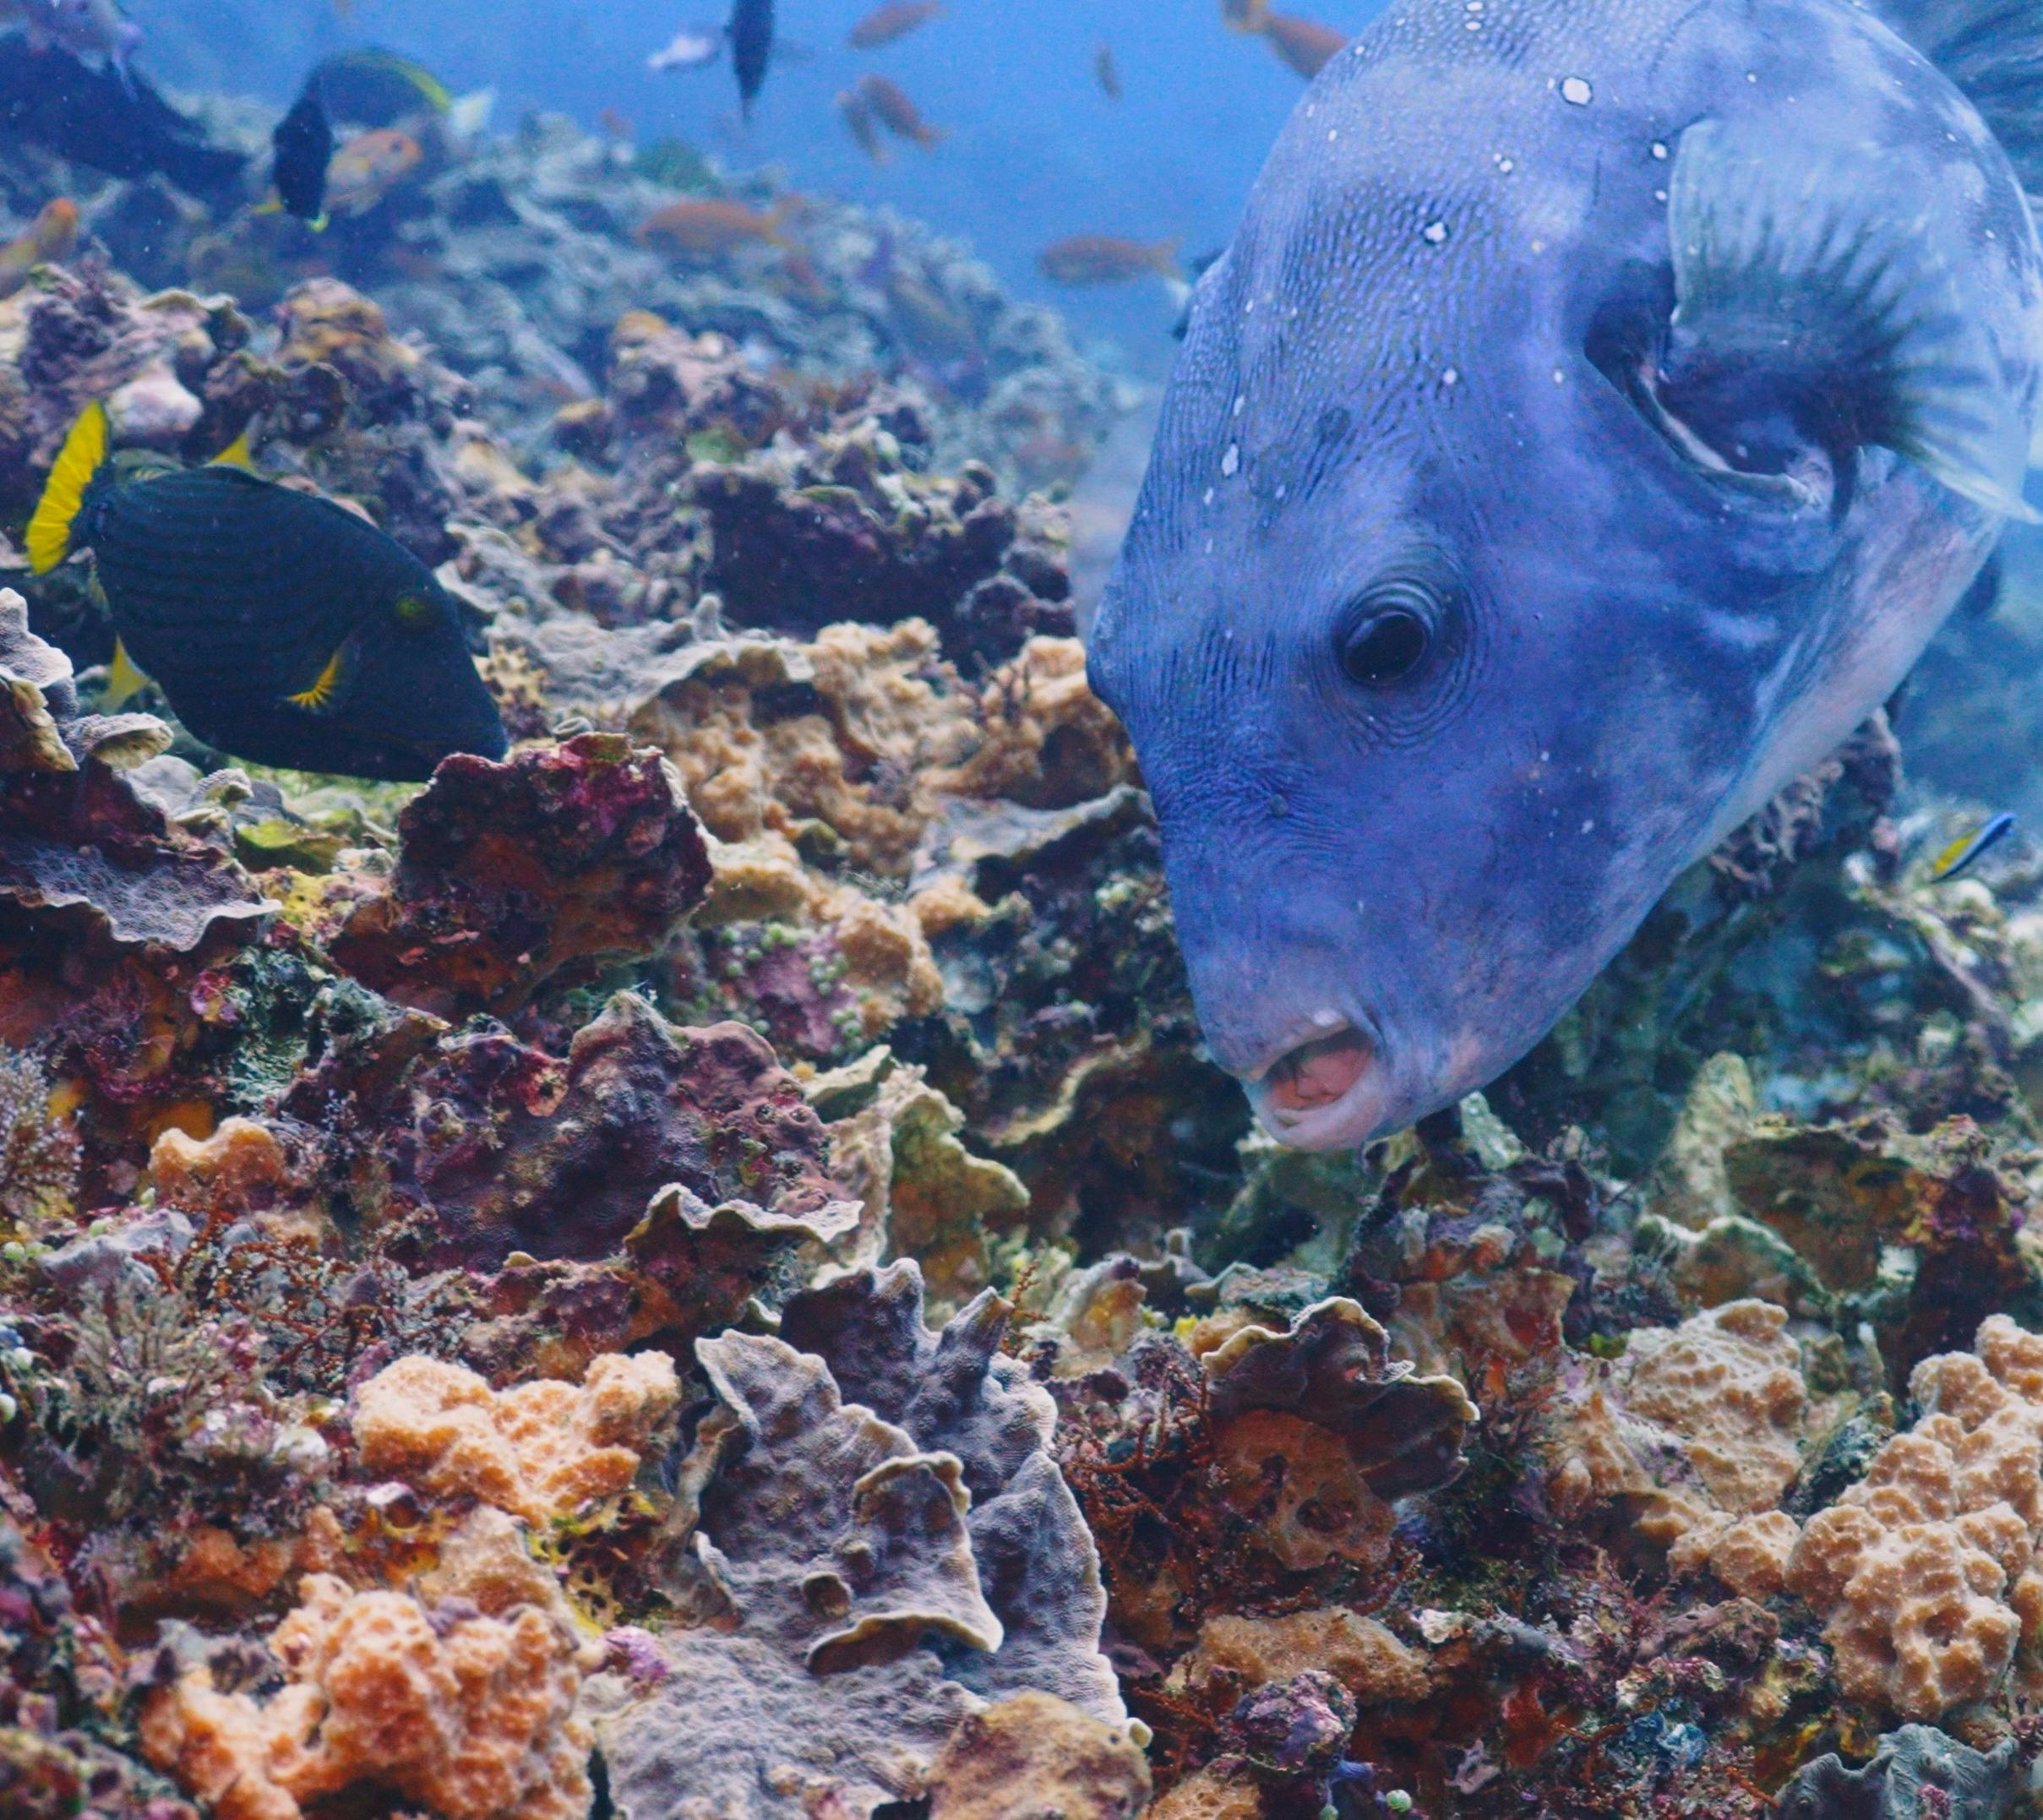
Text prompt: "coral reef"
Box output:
[[19, 66, 2043, 1820]]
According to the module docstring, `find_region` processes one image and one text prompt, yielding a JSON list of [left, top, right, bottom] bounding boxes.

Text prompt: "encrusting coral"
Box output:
[[1787, 1315, 2043, 1720], [1547, 1299, 1816, 1594], [141, 1563, 593, 1820], [351, 1349, 679, 1525], [593, 1261, 1132, 1819]]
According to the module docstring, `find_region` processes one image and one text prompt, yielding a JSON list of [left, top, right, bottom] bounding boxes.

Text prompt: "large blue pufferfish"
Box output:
[[1090, 0, 2043, 1147]]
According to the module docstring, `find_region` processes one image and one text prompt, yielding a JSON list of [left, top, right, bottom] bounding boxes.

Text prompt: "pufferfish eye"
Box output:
[[1336, 580, 1437, 686]]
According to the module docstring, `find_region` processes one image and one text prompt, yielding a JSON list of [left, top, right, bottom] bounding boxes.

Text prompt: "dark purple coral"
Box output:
[[330, 733, 711, 1018], [356, 991, 849, 1271]]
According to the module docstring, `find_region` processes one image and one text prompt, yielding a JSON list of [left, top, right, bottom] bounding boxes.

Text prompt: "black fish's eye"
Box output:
[[1336, 580, 1437, 686], [392, 593, 433, 627]]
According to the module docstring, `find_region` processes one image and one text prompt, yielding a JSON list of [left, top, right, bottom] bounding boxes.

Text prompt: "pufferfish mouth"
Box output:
[[1243, 1017, 1391, 1151]]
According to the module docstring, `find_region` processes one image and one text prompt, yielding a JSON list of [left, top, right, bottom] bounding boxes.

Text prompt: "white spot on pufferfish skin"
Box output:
[[1423, 220, 1448, 244], [1222, 444, 1240, 477], [1560, 75, 1592, 104]]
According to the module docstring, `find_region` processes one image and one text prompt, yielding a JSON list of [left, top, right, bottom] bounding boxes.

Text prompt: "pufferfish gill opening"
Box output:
[[1090, 0, 2043, 1152], [27, 401, 509, 782]]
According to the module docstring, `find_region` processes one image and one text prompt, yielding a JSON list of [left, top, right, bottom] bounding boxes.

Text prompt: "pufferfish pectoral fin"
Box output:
[[1660, 117, 2037, 523], [282, 636, 359, 716]]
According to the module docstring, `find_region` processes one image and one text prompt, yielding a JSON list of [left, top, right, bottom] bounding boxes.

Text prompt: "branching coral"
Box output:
[[0, 1046, 77, 1232]]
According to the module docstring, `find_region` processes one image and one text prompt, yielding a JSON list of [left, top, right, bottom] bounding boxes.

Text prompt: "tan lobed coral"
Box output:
[[142, 1558, 591, 1820], [924, 1691, 1152, 1820], [820, 1049, 1033, 1307], [1164, 1610, 1432, 1708], [1546, 1300, 1813, 1592], [625, 619, 1129, 880], [1786, 1315, 2043, 1719], [352, 1349, 679, 1524]]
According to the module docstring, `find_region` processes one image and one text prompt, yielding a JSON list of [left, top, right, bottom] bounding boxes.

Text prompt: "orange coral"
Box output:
[[143, 1570, 589, 1820], [352, 1349, 678, 1523], [1785, 1315, 2043, 1719]]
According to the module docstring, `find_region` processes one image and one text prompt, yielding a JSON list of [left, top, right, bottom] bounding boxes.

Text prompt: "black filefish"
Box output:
[[0, 36, 242, 193], [730, 0, 772, 117], [271, 79, 335, 226], [27, 404, 507, 782]]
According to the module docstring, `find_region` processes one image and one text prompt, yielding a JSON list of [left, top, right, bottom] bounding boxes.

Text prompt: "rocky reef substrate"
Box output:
[[8, 95, 2043, 1820]]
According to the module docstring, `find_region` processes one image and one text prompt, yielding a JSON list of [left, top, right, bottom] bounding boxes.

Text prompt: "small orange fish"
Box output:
[[598, 106, 635, 141], [636, 197, 793, 257], [847, 0, 942, 48], [1261, 10, 1347, 76], [837, 88, 889, 161], [857, 74, 944, 150], [325, 128, 422, 218], [1038, 234, 1180, 286], [0, 198, 79, 299], [1095, 43, 1122, 100], [1222, 0, 1269, 31]]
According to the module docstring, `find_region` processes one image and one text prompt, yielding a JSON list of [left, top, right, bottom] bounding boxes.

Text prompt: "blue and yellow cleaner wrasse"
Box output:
[[1092, 0, 2043, 1150], [28, 402, 508, 782], [1930, 813, 2017, 881]]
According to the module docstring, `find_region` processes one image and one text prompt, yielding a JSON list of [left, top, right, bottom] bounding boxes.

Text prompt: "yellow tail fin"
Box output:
[[27, 401, 108, 575], [210, 424, 258, 471], [101, 638, 150, 711]]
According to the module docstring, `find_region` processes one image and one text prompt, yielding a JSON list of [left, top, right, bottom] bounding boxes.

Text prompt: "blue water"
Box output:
[[130, 0, 1376, 375]]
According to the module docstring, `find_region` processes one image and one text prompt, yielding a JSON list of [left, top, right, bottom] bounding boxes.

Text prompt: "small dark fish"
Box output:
[[271, 79, 334, 225], [730, 0, 773, 117], [1929, 814, 2018, 881], [1095, 42, 1122, 100], [847, 0, 941, 48], [0, 37, 243, 193], [857, 73, 943, 149], [1038, 233, 1179, 285], [306, 47, 450, 125], [837, 87, 888, 161], [26, 403, 505, 782], [1259, 9, 1347, 76]]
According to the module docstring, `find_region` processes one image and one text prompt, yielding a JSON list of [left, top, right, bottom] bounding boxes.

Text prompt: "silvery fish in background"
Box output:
[[1090, 0, 2043, 1149], [646, 24, 722, 71]]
